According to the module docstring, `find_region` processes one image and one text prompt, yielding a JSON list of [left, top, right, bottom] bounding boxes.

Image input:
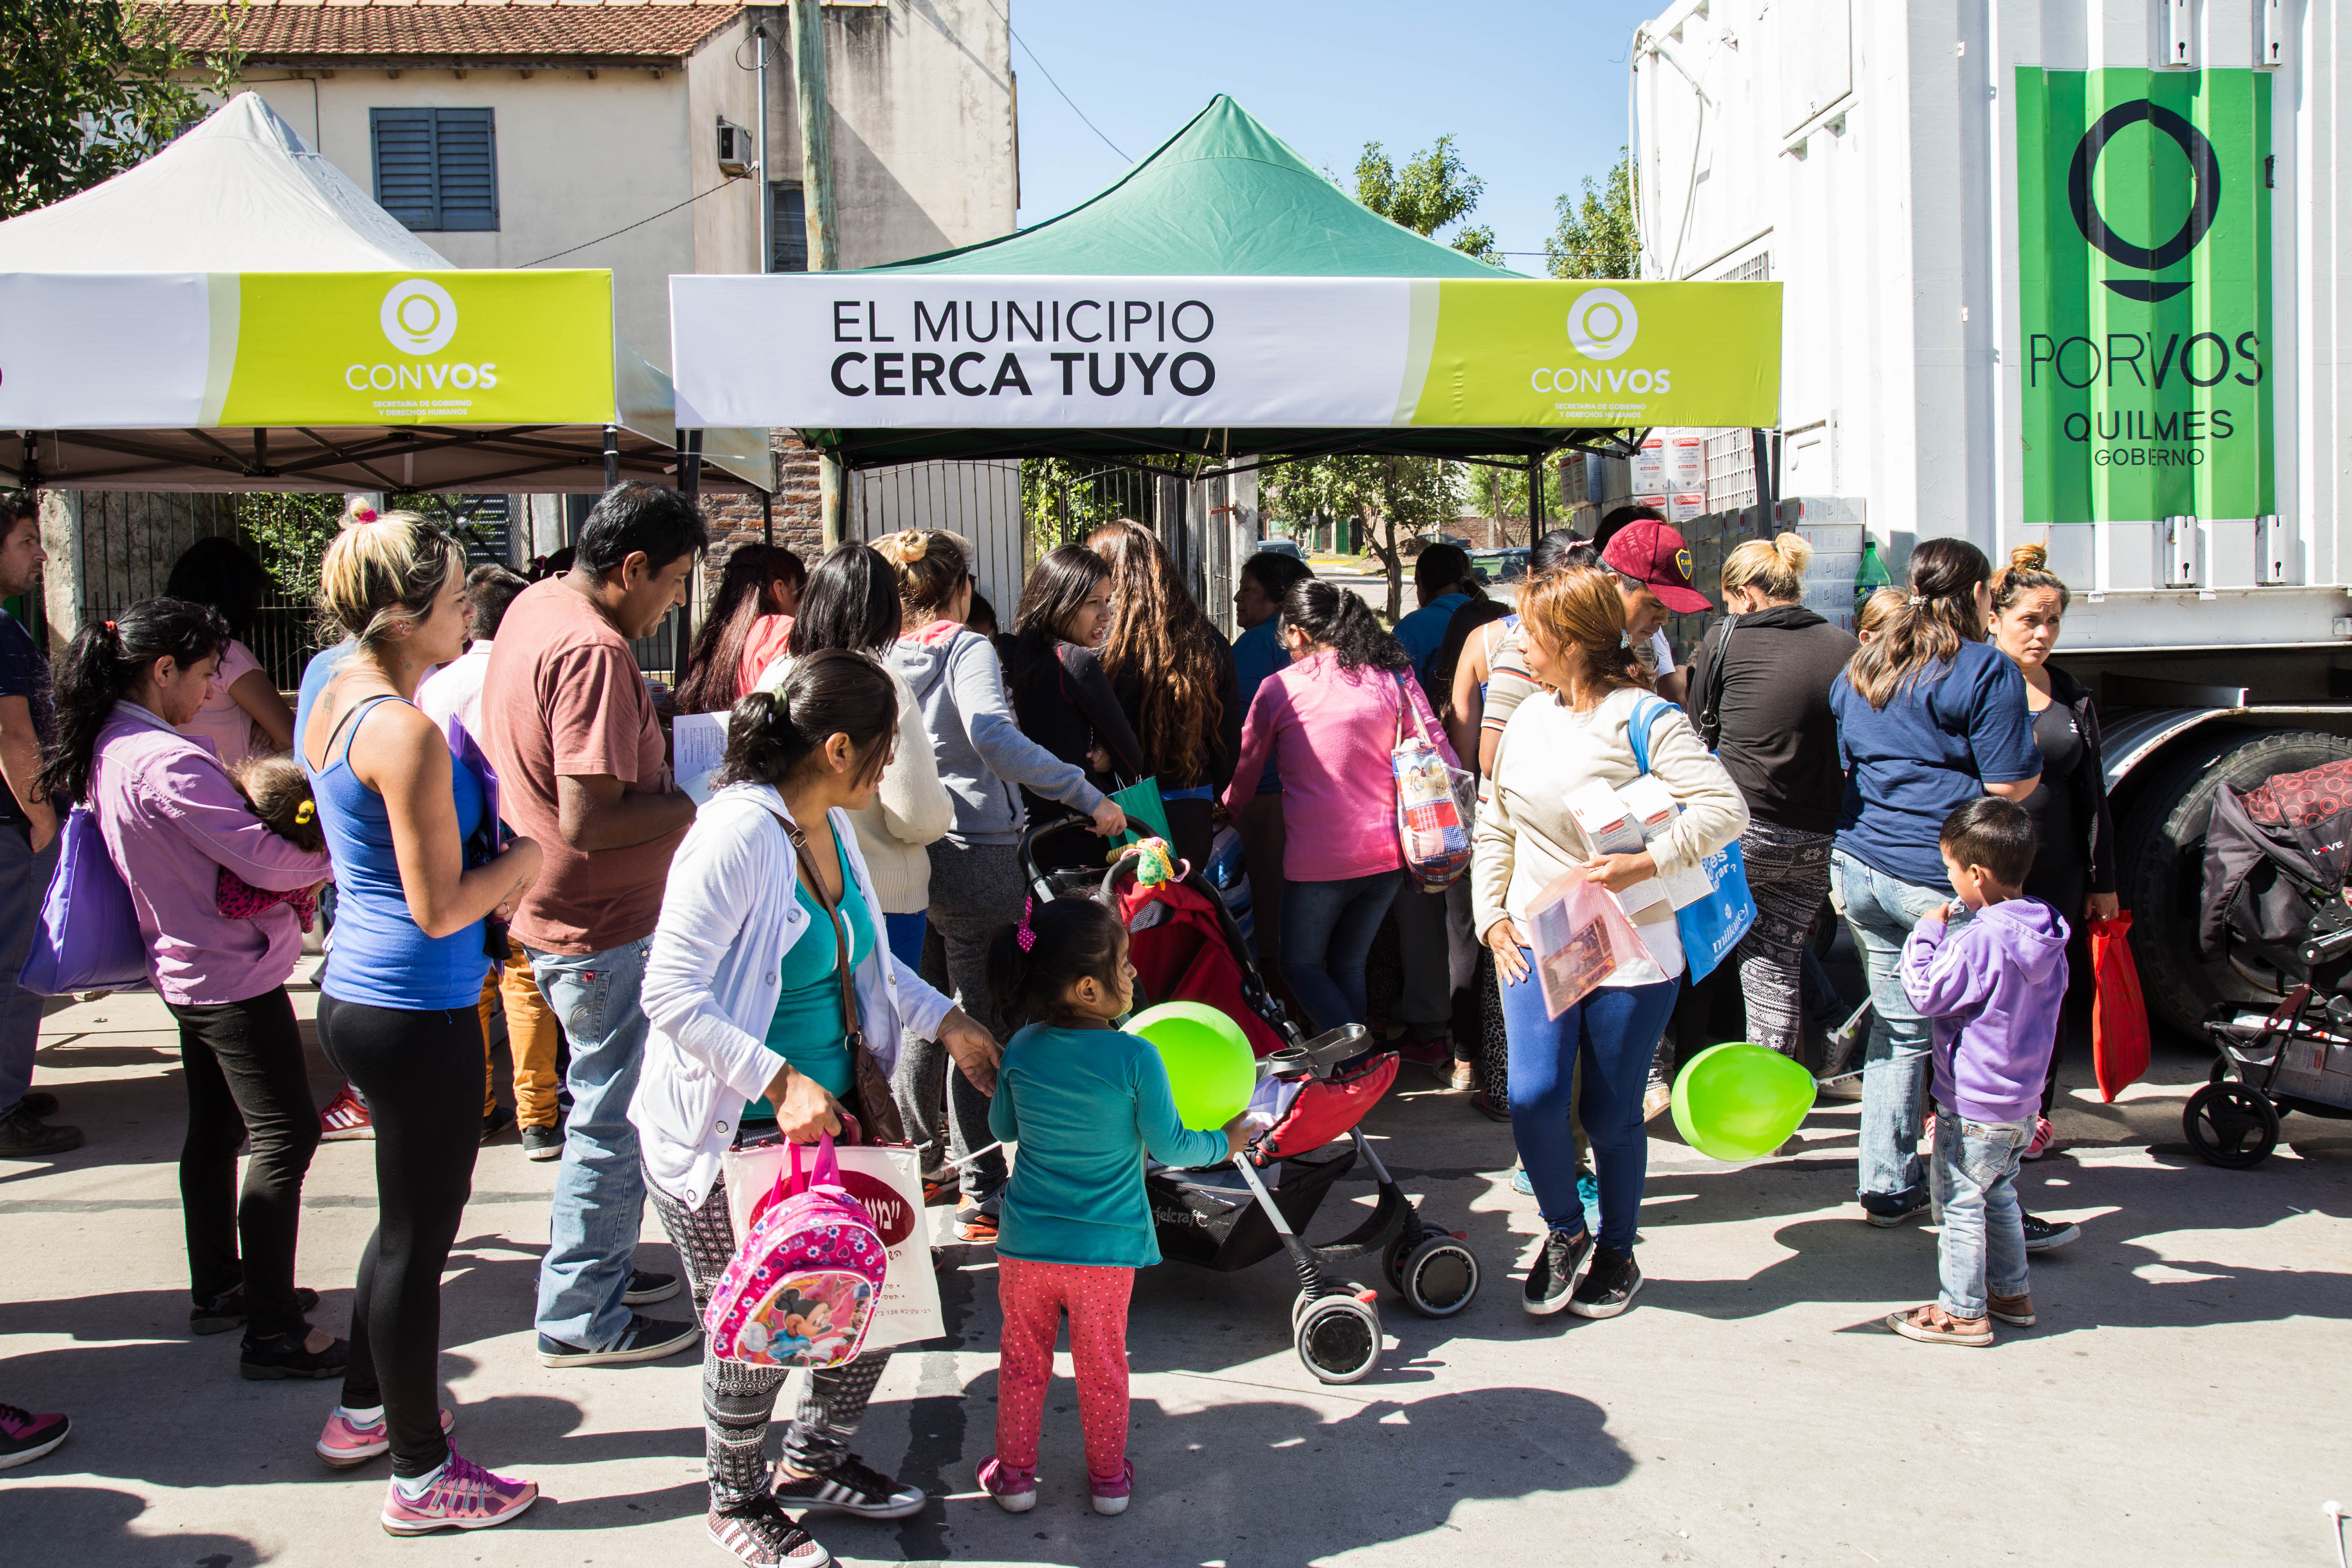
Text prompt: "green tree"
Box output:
[[0, 0, 242, 219], [1263, 454, 1462, 620], [1353, 135, 1499, 265], [1547, 148, 1640, 280]]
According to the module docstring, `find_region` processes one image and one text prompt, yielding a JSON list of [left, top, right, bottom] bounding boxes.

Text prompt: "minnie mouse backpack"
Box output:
[[705, 1134, 887, 1369]]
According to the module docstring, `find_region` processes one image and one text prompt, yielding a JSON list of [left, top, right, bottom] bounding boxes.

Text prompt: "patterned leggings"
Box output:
[[646, 1173, 892, 1508], [1729, 821, 1835, 1058], [994, 1256, 1134, 1479]]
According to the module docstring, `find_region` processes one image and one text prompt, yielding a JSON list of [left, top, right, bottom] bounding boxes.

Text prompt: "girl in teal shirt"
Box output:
[[976, 896, 1246, 1520]]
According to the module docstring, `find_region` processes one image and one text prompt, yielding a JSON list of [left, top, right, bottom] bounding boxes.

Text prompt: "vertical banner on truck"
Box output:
[[2016, 68, 2274, 524]]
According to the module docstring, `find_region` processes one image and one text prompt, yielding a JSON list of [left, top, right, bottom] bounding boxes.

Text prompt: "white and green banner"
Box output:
[[0, 270, 616, 428], [670, 275, 1781, 431], [2016, 67, 2274, 524]]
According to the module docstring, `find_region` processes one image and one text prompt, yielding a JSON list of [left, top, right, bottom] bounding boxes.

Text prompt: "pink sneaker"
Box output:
[[1089, 1457, 1135, 1517], [378, 1450, 539, 1535], [977, 1454, 1035, 1514], [317, 1405, 455, 1469], [2023, 1115, 2056, 1160]]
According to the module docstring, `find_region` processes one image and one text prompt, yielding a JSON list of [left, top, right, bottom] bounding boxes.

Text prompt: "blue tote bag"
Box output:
[[1624, 695, 1756, 983], [19, 804, 151, 995]]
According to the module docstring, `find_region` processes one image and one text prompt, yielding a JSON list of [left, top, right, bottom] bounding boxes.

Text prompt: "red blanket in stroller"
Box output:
[[1115, 876, 1289, 1058]]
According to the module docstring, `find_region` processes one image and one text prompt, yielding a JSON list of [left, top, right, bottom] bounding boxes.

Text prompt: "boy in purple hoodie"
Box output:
[[1886, 798, 2069, 1347]]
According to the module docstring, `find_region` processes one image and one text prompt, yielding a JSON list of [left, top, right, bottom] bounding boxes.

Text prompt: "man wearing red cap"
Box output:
[[1599, 518, 1711, 706]]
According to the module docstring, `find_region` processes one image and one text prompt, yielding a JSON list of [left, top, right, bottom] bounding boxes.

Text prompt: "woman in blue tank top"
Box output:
[[301, 514, 544, 1535]]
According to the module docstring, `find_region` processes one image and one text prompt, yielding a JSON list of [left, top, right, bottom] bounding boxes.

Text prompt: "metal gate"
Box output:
[[846, 461, 1028, 620]]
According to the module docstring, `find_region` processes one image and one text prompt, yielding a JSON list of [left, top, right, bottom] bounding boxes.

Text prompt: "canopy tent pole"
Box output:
[[603, 426, 620, 490], [761, 486, 774, 546], [1752, 427, 1776, 534], [1527, 454, 1543, 548]]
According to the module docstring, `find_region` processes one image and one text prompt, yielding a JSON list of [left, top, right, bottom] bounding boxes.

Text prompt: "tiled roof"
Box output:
[[166, 1, 742, 66]]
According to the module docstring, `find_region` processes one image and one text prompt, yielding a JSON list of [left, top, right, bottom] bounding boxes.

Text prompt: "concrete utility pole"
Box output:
[[789, 0, 844, 545]]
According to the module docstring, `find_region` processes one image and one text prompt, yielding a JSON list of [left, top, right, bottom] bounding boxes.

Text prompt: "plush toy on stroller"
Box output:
[[1020, 818, 1482, 1384], [2192, 754, 2352, 1165]]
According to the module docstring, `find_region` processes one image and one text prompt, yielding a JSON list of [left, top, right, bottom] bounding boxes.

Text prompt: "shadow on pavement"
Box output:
[[0, 1485, 264, 1568]]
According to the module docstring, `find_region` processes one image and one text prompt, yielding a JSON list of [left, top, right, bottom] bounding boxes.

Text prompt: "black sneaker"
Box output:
[[707, 1494, 831, 1565], [2022, 1212, 2080, 1252], [481, 1106, 516, 1144], [239, 1326, 350, 1380], [536, 1312, 699, 1368], [1863, 1195, 1928, 1229], [519, 1123, 563, 1161], [772, 1451, 925, 1519], [1566, 1248, 1643, 1319], [192, 1285, 319, 1336], [1520, 1226, 1592, 1316], [622, 1268, 680, 1307], [0, 1108, 82, 1159]]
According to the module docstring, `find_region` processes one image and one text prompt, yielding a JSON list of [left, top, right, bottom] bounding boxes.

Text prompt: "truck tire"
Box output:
[[2121, 727, 2352, 1038]]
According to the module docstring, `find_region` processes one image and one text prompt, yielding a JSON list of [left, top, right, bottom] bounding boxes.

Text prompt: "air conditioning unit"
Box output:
[[715, 118, 755, 175]]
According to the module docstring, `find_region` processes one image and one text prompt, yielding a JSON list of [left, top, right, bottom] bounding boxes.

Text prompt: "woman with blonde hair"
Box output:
[[1087, 518, 1240, 869], [1474, 567, 1746, 1320], [1682, 533, 1857, 1068], [302, 514, 544, 1531], [879, 529, 1122, 1240], [1989, 543, 2116, 1175], [1829, 537, 2041, 1230]]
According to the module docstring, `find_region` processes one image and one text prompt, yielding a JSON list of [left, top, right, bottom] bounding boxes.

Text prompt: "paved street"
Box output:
[[2, 988, 2347, 1567]]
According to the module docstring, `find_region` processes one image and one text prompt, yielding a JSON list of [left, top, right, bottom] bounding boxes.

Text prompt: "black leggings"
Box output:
[[165, 988, 320, 1338], [319, 994, 482, 1476]]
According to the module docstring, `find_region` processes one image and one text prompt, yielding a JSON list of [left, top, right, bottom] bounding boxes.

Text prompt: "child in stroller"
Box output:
[[1018, 817, 1482, 1384]]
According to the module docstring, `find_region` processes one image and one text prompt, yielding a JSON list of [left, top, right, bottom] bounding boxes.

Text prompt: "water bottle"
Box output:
[[1854, 538, 1891, 613]]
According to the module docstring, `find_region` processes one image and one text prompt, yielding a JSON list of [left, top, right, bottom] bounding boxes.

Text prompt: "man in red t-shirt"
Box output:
[[482, 483, 703, 1367]]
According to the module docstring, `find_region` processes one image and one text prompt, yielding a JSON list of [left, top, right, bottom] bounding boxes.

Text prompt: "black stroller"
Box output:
[[1019, 818, 1483, 1384], [2191, 756, 2352, 1165]]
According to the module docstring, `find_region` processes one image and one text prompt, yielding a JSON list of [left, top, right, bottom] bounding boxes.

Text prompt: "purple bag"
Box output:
[[19, 804, 149, 995]]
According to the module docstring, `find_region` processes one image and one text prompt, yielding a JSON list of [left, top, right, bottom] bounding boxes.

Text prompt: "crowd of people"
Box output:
[[0, 484, 2109, 1560]]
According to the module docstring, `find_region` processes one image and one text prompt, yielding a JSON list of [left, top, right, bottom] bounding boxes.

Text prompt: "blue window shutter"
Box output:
[[434, 108, 499, 232], [371, 108, 440, 229], [370, 107, 498, 232]]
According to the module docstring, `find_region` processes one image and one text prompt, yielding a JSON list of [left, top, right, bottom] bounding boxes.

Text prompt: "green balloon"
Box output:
[[1669, 1042, 1818, 1162], [1129, 1001, 1257, 1130]]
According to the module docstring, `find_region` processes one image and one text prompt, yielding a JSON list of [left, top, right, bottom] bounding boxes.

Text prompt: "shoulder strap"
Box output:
[[1693, 616, 1733, 751], [318, 692, 405, 770], [1391, 671, 1435, 748], [763, 804, 863, 1057], [1624, 693, 1677, 777]]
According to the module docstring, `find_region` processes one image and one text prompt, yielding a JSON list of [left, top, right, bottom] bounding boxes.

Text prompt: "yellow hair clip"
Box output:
[[294, 800, 316, 826]]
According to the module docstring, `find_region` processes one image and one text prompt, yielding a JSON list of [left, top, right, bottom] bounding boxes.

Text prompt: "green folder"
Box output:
[[1109, 777, 1175, 849]]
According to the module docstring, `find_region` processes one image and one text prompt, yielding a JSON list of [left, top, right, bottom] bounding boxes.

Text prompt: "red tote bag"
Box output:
[[2089, 912, 2151, 1102]]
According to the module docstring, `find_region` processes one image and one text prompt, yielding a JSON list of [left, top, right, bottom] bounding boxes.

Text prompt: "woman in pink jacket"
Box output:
[[1221, 579, 1457, 1034], [38, 598, 337, 1378]]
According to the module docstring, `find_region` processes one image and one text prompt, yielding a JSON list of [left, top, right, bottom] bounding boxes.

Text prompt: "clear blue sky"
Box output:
[[1003, 0, 1663, 266]]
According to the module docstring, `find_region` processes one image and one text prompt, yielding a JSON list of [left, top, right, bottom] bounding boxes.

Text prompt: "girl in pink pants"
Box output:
[[976, 896, 1247, 1516]]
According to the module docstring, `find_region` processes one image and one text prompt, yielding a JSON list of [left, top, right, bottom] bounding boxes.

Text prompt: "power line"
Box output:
[[521, 176, 744, 267], [985, 0, 1129, 164]]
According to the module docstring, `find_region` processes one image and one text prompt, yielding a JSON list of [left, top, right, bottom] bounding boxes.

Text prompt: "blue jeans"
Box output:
[[884, 911, 927, 971], [0, 827, 59, 1120], [1499, 954, 1679, 1254], [1930, 1103, 2032, 1318], [1830, 850, 1950, 1214], [1278, 871, 1403, 1034], [526, 935, 655, 1348]]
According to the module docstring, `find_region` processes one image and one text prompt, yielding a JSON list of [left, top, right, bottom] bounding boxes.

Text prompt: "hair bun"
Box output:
[[2010, 543, 2047, 572], [1772, 531, 1815, 573]]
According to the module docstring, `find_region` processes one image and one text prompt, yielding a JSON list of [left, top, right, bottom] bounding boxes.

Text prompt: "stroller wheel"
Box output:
[[1295, 1291, 1383, 1385], [2183, 1081, 2280, 1168], [1398, 1235, 1480, 1318]]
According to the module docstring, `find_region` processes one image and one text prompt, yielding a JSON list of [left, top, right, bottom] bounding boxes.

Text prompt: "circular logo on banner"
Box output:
[[380, 278, 459, 356], [2067, 100, 2219, 303], [1566, 287, 1640, 360], [838, 1169, 917, 1248]]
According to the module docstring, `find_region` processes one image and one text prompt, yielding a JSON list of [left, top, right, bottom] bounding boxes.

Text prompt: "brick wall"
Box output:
[[698, 431, 825, 605]]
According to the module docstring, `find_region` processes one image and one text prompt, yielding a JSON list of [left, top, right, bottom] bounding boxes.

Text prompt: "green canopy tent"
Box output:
[[812, 95, 1640, 477]]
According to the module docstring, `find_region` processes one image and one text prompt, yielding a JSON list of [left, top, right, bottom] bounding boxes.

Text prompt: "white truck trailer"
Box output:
[[1632, 0, 2352, 1034]]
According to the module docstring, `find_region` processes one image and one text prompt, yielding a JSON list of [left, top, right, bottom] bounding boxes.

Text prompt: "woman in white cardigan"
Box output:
[[634, 650, 999, 1568], [1474, 567, 1747, 1325]]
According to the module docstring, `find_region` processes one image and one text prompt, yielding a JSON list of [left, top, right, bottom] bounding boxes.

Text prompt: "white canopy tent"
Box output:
[[0, 93, 769, 494]]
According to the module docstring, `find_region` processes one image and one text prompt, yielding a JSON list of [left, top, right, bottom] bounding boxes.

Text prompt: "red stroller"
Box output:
[[1020, 818, 1482, 1384]]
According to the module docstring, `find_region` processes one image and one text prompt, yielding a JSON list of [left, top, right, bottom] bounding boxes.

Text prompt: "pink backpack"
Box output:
[[705, 1135, 886, 1368]]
